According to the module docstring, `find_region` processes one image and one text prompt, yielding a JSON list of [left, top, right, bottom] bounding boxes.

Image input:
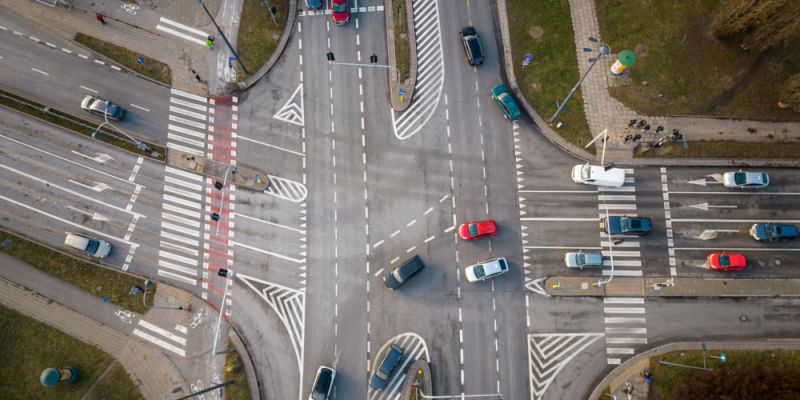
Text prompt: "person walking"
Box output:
[[206, 35, 215, 49], [95, 13, 107, 25]]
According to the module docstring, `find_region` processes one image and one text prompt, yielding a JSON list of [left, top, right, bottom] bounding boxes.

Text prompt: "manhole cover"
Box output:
[[740, 314, 748, 322]]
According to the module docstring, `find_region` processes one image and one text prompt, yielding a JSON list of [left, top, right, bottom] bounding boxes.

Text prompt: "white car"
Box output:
[[571, 164, 625, 187], [722, 171, 769, 189], [465, 257, 509, 283], [64, 232, 112, 258]]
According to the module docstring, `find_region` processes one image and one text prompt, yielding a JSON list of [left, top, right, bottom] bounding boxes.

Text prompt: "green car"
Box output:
[[490, 84, 521, 121]]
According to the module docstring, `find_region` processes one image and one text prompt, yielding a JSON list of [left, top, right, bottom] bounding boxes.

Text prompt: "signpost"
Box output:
[[522, 53, 533, 68]]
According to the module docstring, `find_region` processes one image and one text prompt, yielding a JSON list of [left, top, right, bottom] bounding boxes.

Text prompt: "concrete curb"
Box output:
[[494, 0, 800, 168], [588, 339, 800, 400], [400, 359, 431, 398], [385, 0, 416, 111], [228, 324, 261, 400], [239, 0, 298, 91]]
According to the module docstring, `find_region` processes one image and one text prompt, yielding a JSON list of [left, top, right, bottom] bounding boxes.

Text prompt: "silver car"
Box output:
[[465, 257, 509, 283], [564, 251, 603, 269], [81, 95, 126, 121], [722, 171, 769, 189]]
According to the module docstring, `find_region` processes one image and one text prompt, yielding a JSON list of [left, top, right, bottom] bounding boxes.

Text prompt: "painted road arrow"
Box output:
[[688, 173, 724, 186], [690, 202, 738, 211], [67, 206, 110, 222], [72, 150, 114, 164], [696, 229, 740, 240]]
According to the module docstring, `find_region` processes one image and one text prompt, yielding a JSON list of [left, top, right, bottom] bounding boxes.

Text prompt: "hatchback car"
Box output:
[[490, 84, 521, 121], [80, 95, 126, 121], [459, 26, 484, 65], [750, 223, 798, 242], [603, 216, 652, 235], [458, 220, 497, 240], [465, 257, 509, 283], [309, 366, 335, 400], [64, 232, 112, 258], [706, 252, 746, 271], [571, 164, 625, 188], [564, 251, 603, 269], [332, 0, 350, 25], [370, 344, 404, 389], [722, 171, 769, 189], [305, 0, 321, 9], [383, 256, 425, 291]]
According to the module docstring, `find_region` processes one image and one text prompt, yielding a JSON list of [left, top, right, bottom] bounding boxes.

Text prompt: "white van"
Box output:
[[64, 232, 112, 258], [571, 164, 625, 188]]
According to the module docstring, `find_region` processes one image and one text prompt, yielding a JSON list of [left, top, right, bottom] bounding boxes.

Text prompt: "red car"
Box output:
[[458, 220, 497, 240], [706, 252, 746, 271], [332, 0, 350, 25]]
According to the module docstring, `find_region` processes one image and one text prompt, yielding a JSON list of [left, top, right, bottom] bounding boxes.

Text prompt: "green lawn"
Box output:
[[0, 230, 154, 314], [597, 0, 800, 121], [651, 350, 800, 399], [84, 363, 144, 400], [223, 339, 252, 400], [74, 33, 172, 86], [637, 140, 800, 159], [393, 1, 410, 82], [508, 0, 593, 149], [0, 305, 141, 400], [235, 0, 290, 81]]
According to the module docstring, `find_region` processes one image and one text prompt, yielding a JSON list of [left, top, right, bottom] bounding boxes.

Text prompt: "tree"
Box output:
[[778, 73, 800, 112], [711, 0, 800, 52]]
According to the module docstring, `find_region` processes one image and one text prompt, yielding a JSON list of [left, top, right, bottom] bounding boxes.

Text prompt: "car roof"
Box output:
[[482, 258, 506, 274]]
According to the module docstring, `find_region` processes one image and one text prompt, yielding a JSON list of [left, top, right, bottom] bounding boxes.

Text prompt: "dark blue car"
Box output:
[[369, 344, 404, 389], [750, 224, 798, 241], [604, 216, 652, 235]]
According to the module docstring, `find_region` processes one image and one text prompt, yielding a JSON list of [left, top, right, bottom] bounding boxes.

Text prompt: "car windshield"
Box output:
[[333, 2, 347, 12], [733, 172, 746, 185], [85, 239, 100, 254], [581, 165, 592, 180], [576, 254, 586, 265], [468, 224, 478, 236], [311, 370, 332, 399], [719, 255, 729, 266], [473, 265, 486, 278]]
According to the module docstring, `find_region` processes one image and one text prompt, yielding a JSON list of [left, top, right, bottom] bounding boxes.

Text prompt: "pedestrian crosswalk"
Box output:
[[299, 5, 385, 16], [391, 0, 444, 140], [155, 17, 210, 47], [132, 318, 188, 357], [155, 89, 211, 287], [603, 297, 648, 364]]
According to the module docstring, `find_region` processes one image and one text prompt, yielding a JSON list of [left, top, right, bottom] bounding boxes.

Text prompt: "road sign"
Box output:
[[522, 53, 533, 66], [399, 89, 406, 97]]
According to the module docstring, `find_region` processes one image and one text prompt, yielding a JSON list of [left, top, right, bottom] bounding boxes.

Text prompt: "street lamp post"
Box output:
[[214, 165, 238, 235], [210, 269, 232, 358], [549, 36, 610, 124], [329, 61, 401, 83], [197, 0, 250, 75], [92, 107, 150, 153], [594, 206, 617, 288]]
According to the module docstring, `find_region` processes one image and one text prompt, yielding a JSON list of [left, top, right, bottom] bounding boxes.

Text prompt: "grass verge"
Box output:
[[84, 363, 144, 400], [0, 230, 154, 314], [223, 339, 252, 400], [0, 89, 163, 160], [392, 0, 410, 82], [0, 304, 142, 400], [235, 0, 290, 82], [508, 0, 593, 149], [74, 33, 172, 86], [596, 0, 800, 121], [637, 140, 800, 159], [651, 350, 800, 399]]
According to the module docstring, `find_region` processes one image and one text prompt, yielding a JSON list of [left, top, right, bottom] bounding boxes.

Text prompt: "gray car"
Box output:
[[81, 95, 126, 121], [722, 171, 769, 189], [564, 251, 603, 269]]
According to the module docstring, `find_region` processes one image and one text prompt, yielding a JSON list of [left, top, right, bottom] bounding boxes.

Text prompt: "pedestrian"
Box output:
[[96, 13, 107, 25], [194, 74, 202, 83], [207, 35, 215, 49]]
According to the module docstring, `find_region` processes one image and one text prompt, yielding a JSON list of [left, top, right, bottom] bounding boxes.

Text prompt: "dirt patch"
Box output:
[[634, 44, 648, 59], [529, 25, 544, 41]]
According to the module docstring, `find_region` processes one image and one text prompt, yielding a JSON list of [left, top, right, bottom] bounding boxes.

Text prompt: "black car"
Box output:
[[369, 344, 404, 389], [750, 223, 798, 241], [383, 256, 425, 291], [604, 216, 652, 235], [459, 26, 484, 65], [308, 366, 335, 400]]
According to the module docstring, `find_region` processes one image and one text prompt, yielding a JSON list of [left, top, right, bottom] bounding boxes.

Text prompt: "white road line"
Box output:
[[163, 194, 201, 209], [170, 88, 208, 103], [170, 97, 208, 112], [606, 348, 635, 355], [238, 135, 305, 157], [600, 241, 640, 248], [605, 327, 648, 334], [602, 269, 642, 276], [670, 191, 800, 196], [160, 241, 199, 257], [601, 250, 640, 257], [138, 319, 187, 345], [671, 218, 800, 224], [373, 240, 385, 248], [163, 203, 201, 219], [163, 184, 203, 200], [598, 186, 636, 192], [169, 105, 207, 120], [604, 317, 646, 324], [159, 249, 197, 266], [598, 195, 637, 201], [604, 307, 645, 314], [606, 337, 648, 344], [390, 230, 401, 238], [424, 235, 435, 243], [130, 103, 150, 112], [373, 268, 384, 277], [31, 67, 49, 76], [161, 212, 201, 228], [232, 240, 305, 264], [160, 231, 199, 247], [518, 190, 597, 194], [390, 256, 400, 264], [604, 297, 644, 304], [602, 259, 641, 267], [234, 213, 305, 234], [164, 176, 203, 191], [599, 204, 637, 210], [132, 328, 186, 356], [168, 115, 205, 129], [155, 24, 207, 46], [165, 166, 203, 181], [80, 85, 98, 93], [157, 269, 197, 286], [673, 247, 800, 251]]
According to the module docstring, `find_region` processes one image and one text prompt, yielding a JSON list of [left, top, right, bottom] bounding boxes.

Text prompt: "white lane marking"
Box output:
[[673, 247, 800, 251], [520, 217, 599, 221], [80, 85, 98, 93], [672, 218, 800, 223], [137, 319, 187, 345], [169, 114, 206, 129], [604, 297, 644, 304], [606, 337, 648, 344], [232, 240, 305, 264], [163, 194, 201, 210], [130, 103, 150, 112], [604, 317, 646, 324], [164, 176, 202, 191], [603, 308, 645, 314], [601, 270, 642, 276], [424, 235, 435, 243], [31, 67, 49, 76], [170, 88, 208, 103], [605, 327, 647, 334], [606, 348, 635, 355], [132, 328, 186, 356], [519, 190, 598, 193], [155, 23, 207, 45], [390, 257, 400, 264], [162, 203, 201, 219], [670, 191, 800, 196], [234, 213, 306, 234], [373, 268, 384, 277], [238, 135, 304, 157], [524, 245, 604, 250], [157, 269, 197, 286], [373, 240, 385, 248]]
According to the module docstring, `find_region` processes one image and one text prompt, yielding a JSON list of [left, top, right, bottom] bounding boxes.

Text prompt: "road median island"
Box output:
[[0, 230, 155, 314], [544, 276, 800, 297], [74, 33, 172, 86], [0, 303, 143, 400], [386, 0, 416, 111], [0, 88, 164, 161]]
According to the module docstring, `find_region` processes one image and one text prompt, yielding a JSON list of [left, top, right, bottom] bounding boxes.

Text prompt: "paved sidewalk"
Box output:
[[0, 269, 188, 399], [588, 340, 800, 400], [3, 0, 223, 95], [543, 275, 800, 297]]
